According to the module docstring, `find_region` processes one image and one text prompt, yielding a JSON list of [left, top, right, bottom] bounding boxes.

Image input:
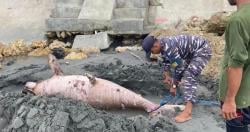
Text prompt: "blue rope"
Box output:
[[160, 94, 220, 107]]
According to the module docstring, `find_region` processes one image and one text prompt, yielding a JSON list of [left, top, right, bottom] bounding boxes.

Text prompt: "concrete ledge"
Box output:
[[116, 0, 149, 8], [50, 7, 81, 18], [73, 32, 111, 49], [111, 19, 144, 34], [46, 18, 111, 32], [113, 8, 147, 19], [107, 25, 153, 35]]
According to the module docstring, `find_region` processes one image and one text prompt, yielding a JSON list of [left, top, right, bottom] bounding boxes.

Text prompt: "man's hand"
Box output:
[[163, 72, 172, 86], [222, 99, 237, 120], [170, 86, 177, 96], [163, 72, 178, 96]]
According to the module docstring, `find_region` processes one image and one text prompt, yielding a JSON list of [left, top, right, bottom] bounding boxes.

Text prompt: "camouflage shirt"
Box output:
[[160, 35, 211, 83]]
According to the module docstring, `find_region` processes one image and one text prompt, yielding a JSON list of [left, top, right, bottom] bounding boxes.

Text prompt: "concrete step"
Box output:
[[73, 32, 111, 50], [116, 0, 149, 8], [78, 0, 115, 20], [113, 8, 147, 19], [111, 19, 144, 34], [50, 7, 81, 18], [46, 18, 111, 32]]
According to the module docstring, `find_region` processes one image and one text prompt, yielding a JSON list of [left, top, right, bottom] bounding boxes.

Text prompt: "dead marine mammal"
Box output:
[[23, 54, 185, 114]]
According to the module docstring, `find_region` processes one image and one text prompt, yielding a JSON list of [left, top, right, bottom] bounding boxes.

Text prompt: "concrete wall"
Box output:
[[0, 0, 55, 43], [148, 0, 236, 27], [0, 0, 236, 43]]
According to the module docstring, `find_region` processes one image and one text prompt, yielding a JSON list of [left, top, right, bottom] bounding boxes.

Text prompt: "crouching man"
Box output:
[[142, 34, 212, 123]]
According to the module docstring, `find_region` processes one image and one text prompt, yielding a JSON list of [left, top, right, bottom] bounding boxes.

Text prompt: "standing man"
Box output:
[[142, 34, 212, 123], [219, 0, 250, 132]]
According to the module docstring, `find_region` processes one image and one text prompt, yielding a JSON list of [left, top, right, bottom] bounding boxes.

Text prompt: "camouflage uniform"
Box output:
[[160, 35, 212, 103]]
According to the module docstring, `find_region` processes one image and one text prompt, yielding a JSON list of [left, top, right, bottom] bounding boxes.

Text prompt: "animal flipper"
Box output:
[[48, 54, 64, 76], [85, 73, 96, 85]]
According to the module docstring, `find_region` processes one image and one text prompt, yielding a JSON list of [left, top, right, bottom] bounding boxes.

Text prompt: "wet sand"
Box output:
[[0, 52, 225, 132]]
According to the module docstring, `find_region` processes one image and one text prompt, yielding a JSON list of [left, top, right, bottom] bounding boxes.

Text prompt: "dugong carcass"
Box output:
[[23, 54, 184, 114]]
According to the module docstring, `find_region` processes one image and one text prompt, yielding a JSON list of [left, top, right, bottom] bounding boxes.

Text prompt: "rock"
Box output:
[[115, 46, 142, 53], [31, 41, 47, 49], [185, 16, 207, 31], [60, 32, 66, 39], [149, 29, 179, 39], [2, 47, 13, 57], [0, 118, 7, 130], [47, 104, 54, 109], [56, 31, 61, 38], [51, 47, 66, 59], [207, 11, 231, 35], [6, 60, 15, 66], [121, 39, 139, 46], [77, 119, 105, 130], [37, 122, 46, 132], [133, 116, 150, 131], [2, 40, 31, 57], [0, 43, 5, 55], [0, 105, 4, 116], [0, 54, 3, 61], [39, 103, 46, 109], [19, 111, 28, 118], [80, 47, 100, 55], [66, 32, 72, 37], [78, 0, 116, 20], [47, 110, 53, 114], [26, 118, 38, 128], [65, 42, 71, 48], [12, 40, 31, 55], [86, 119, 105, 131], [52, 111, 69, 129], [28, 48, 51, 57], [64, 52, 87, 60], [27, 108, 39, 118], [15, 98, 25, 106], [17, 105, 27, 116], [71, 112, 88, 123], [45, 32, 57, 38], [64, 48, 77, 54], [12, 117, 24, 129], [49, 40, 66, 50], [73, 32, 111, 50]]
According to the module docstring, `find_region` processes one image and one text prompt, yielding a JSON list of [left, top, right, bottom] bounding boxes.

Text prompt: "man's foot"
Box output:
[[175, 101, 193, 123], [174, 110, 192, 123], [149, 105, 186, 118]]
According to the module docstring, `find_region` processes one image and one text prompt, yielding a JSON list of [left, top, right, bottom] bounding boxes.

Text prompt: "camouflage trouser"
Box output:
[[180, 42, 212, 103]]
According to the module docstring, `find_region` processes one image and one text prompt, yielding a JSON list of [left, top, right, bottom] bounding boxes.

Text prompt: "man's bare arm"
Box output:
[[222, 67, 243, 120], [225, 67, 243, 102]]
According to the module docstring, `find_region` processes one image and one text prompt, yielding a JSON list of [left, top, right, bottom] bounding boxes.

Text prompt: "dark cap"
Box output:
[[142, 35, 156, 60]]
